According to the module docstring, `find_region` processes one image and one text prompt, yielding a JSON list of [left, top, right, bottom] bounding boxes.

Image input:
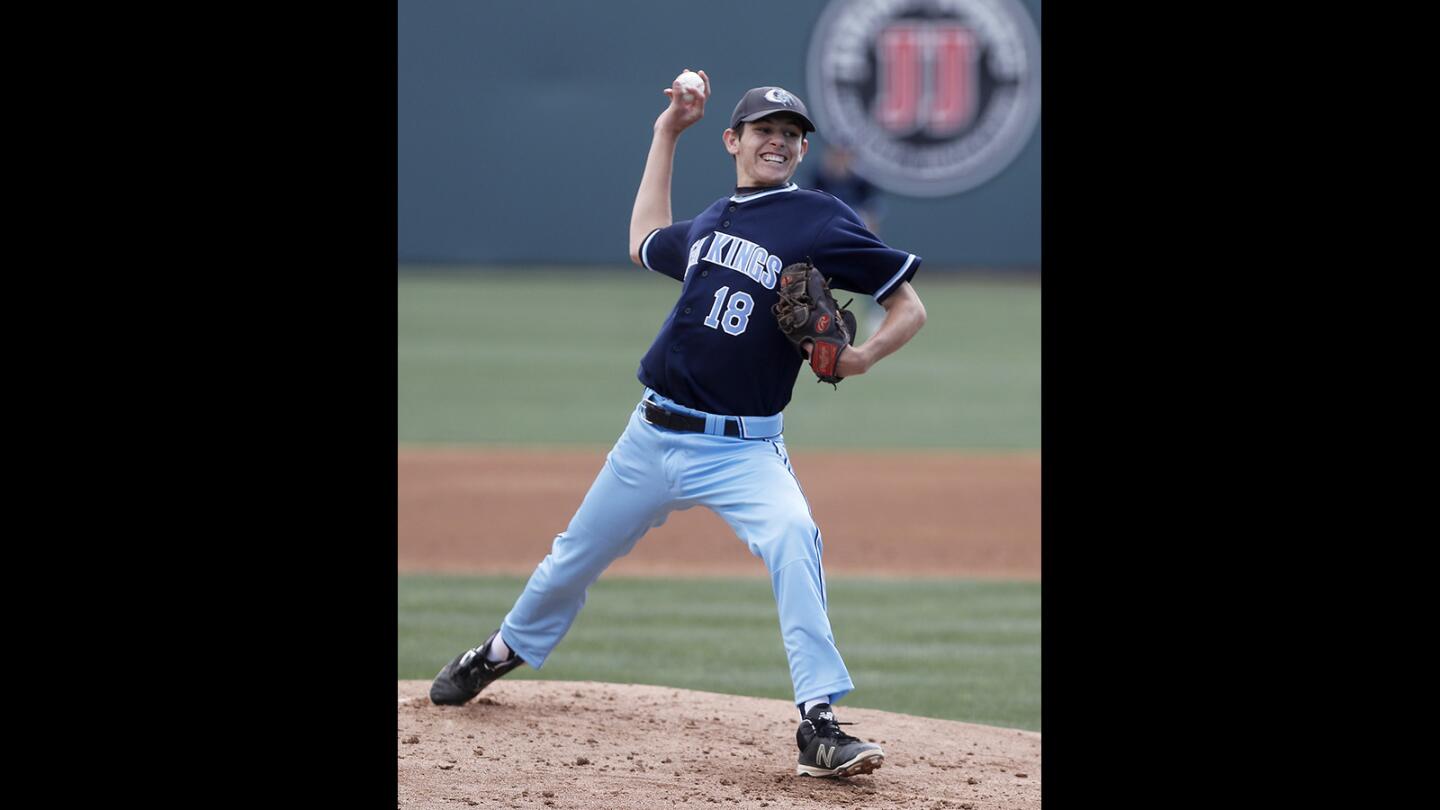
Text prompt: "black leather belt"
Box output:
[[642, 399, 741, 437]]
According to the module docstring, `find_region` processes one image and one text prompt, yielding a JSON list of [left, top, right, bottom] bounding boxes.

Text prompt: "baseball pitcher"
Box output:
[[431, 69, 928, 779]]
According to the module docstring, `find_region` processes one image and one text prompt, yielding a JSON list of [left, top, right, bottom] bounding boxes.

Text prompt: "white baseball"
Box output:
[[676, 70, 704, 102]]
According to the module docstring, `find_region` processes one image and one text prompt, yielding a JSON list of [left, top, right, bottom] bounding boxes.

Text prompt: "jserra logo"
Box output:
[[806, 0, 1041, 197], [765, 88, 797, 105]]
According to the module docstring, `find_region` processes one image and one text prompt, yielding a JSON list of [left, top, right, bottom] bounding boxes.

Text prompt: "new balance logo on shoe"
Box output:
[[795, 707, 884, 779]]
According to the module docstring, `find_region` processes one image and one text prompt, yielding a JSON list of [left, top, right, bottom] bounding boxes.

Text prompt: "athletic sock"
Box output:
[[802, 698, 830, 716], [484, 633, 512, 663]]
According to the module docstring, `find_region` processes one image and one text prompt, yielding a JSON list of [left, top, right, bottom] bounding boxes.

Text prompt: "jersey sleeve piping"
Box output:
[[874, 254, 921, 304], [640, 228, 662, 272]]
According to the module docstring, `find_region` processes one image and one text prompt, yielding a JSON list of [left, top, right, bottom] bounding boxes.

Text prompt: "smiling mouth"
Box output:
[[761, 153, 788, 164]]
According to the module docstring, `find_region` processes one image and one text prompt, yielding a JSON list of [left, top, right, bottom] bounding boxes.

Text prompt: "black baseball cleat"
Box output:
[[429, 628, 525, 706], [795, 703, 885, 778]]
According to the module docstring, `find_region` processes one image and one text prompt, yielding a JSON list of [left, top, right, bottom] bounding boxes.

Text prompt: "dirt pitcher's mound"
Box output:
[[398, 680, 1040, 809]]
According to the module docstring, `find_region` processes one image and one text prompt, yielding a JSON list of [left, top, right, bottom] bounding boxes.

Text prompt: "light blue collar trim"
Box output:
[[730, 183, 799, 203]]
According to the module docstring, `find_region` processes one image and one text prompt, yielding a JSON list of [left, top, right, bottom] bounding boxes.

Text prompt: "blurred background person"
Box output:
[[809, 142, 887, 338]]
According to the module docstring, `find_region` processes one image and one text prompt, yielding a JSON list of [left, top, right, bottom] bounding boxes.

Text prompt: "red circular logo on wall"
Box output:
[[806, 0, 1041, 197]]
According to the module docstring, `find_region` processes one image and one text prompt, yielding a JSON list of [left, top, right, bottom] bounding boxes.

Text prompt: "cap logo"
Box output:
[[764, 88, 797, 106]]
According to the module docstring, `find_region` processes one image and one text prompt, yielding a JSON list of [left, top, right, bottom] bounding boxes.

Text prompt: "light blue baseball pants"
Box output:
[[498, 390, 855, 707]]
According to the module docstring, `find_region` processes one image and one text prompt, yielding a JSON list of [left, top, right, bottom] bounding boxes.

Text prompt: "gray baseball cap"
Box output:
[[729, 86, 816, 133]]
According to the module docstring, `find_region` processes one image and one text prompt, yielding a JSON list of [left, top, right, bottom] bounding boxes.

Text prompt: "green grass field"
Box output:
[[399, 574, 1041, 732], [398, 268, 1040, 450]]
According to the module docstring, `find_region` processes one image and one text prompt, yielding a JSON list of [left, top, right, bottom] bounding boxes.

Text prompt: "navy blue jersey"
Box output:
[[636, 182, 921, 416]]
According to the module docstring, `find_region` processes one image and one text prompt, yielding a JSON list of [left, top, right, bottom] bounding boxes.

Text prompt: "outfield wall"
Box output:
[[398, 0, 1041, 270]]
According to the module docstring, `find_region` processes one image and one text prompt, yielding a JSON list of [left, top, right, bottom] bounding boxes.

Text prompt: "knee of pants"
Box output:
[[749, 515, 823, 570]]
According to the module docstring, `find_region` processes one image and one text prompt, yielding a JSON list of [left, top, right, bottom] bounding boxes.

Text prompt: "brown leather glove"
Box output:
[[772, 260, 857, 386]]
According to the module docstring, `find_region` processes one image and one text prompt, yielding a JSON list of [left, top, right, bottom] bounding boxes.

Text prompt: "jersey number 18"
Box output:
[[703, 286, 754, 336]]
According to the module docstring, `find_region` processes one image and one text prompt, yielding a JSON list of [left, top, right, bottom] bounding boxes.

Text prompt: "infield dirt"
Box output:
[[398, 446, 1041, 808], [398, 447, 1040, 579]]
